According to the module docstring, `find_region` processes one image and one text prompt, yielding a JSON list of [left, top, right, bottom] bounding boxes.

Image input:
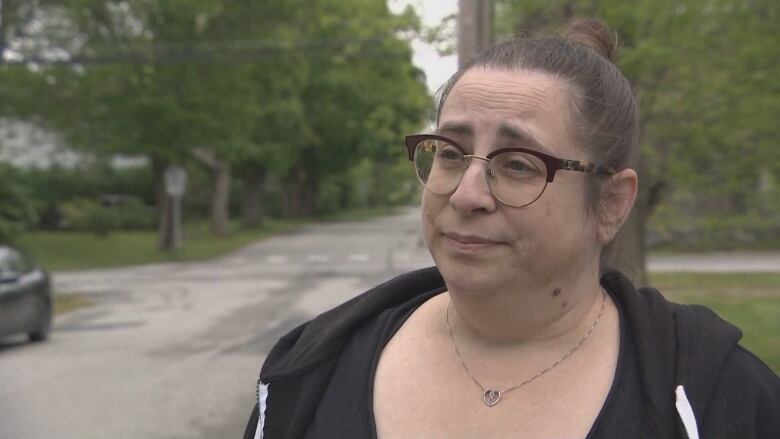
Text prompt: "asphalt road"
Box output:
[[0, 207, 777, 439]]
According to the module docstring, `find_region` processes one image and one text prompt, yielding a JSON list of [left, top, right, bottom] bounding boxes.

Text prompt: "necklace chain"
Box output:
[[445, 288, 607, 407]]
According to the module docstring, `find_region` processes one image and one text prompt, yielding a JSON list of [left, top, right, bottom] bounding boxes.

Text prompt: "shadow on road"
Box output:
[[0, 336, 40, 353]]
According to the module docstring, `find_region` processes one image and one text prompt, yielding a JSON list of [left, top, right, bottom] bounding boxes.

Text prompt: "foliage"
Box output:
[[0, 164, 38, 243], [59, 195, 154, 235], [649, 201, 780, 251], [11, 164, 154, 230], [59, 197, 118, 236], [0, 0, 431, 234], [20, 164, 154, 206]]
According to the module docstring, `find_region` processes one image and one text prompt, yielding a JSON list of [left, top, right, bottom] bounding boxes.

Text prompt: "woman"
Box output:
[[244, 19, 780, 439]]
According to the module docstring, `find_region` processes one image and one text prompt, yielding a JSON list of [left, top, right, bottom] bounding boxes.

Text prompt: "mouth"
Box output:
[[442, 232, 502, 252]]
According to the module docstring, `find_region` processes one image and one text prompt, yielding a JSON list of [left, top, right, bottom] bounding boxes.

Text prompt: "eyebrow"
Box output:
[[436, 121, 551, 154], [435, 121, 473, 137], [496, 123, 549, 153]]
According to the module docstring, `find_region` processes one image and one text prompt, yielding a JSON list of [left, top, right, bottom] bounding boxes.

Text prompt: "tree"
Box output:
[[1, 0, 431, 238], [2, 1, 266, 240], [275, 0, 429, 217]]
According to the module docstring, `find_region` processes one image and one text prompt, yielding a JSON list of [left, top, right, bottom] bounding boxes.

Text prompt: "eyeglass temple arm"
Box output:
[[560, 159, 615, 175]]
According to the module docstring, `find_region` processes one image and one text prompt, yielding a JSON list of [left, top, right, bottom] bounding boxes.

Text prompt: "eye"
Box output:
[[437, 146, 462, 161], [507, 160, 528, 172], [493, 152, 545, 180]]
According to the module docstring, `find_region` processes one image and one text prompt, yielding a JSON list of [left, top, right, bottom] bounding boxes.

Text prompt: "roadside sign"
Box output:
[[164, 166, 187, 196]]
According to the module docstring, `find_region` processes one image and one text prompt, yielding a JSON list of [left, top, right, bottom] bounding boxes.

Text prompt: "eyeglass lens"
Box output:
[[413, 138, 549, 207]]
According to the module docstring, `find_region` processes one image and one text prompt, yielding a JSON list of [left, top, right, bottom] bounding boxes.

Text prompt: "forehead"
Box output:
[[438, 68, 577, 151]]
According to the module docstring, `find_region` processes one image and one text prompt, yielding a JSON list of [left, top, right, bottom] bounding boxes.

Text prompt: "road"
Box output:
[[0, 207, 777, 439]]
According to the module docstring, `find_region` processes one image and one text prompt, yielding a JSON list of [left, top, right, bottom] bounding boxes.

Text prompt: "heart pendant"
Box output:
[[483, 389, 501, 407]]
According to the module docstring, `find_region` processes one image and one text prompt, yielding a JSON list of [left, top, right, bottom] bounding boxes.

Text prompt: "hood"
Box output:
[[259, 267, 446, 382], [602, 270, 743, 439]]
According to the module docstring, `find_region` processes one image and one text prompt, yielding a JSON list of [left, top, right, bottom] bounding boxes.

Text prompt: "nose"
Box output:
[[448, 155, 497, 214]]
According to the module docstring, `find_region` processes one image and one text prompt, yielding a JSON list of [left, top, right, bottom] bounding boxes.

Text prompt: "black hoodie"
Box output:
[[243, 268, 780, 439]]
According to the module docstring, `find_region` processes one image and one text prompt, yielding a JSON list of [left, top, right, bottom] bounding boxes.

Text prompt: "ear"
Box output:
[[597, 168, 638, 244]]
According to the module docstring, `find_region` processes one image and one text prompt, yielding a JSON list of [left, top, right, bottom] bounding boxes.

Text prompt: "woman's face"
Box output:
[[422, 67, 602, 294]]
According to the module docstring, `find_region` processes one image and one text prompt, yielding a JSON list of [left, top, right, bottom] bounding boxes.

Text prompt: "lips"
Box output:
[[443, 231, 502, 251]]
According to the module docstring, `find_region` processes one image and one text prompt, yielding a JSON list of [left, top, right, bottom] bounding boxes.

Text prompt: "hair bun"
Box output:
[[563, 19, 620, 62]]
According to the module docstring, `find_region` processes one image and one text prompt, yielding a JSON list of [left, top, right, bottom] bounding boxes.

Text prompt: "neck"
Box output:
[[446, 266, 605, 349]]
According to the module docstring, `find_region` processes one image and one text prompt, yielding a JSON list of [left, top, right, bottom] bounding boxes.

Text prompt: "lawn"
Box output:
[[54, 294, 93, 315], [649, 272, 780, 373], [18, 206, 402, 272], [18, 219, 302, 271]]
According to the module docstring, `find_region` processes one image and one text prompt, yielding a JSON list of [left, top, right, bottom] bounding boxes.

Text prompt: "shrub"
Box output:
[[59, 198, 119, 236], [0, 165, 38, 244]]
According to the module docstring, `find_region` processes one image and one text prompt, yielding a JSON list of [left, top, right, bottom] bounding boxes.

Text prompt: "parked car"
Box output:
[[0, 246, 52, 342]]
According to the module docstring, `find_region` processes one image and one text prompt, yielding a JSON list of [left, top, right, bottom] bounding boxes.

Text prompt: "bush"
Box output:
[[60, 198, 119, 236], [100, 195, 156, 230], [19, 165, 155, 230], [648, 213, 780, 251], [0, 164, 38, 244], [59, 196, 154, 236]]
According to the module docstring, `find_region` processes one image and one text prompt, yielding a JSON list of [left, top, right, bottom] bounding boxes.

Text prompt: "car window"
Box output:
[[0, 249, 12, 273], [0, 249, 26, 274], [15, 251, 35, 273]]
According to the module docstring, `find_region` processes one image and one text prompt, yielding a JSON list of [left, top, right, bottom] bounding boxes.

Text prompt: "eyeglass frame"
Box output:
[[404, 134, 616, 208]]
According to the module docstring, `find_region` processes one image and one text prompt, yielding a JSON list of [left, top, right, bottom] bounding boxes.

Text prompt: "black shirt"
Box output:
[[304, 289, 643, 438]]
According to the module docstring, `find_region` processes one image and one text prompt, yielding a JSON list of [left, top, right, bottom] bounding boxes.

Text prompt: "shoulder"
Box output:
[[703, 345, 780, 437], [720, 345, 780, 394], [260, 267, 445, 380]]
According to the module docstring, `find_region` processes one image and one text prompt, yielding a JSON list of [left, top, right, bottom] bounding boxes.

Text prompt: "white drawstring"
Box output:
[[675, 385, 700, 439], [254, 382, 269, 439]]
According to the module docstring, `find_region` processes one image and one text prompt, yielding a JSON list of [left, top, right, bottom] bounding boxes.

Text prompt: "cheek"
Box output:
[[526, 187, 594, 246], [549, 187, 597, 239], [420, 192, 443, 243]]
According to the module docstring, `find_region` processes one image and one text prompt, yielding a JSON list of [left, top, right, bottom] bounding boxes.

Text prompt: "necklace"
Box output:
[[445, 288, 607, 407]]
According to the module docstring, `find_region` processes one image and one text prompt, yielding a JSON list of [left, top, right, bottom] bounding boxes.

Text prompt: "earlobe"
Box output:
[[597, 168, 638, 243]]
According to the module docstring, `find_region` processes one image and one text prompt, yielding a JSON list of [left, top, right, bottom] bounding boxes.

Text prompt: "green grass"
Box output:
[[18, 218, 301, 271], [649, 272, 780, 373], [17, 206, 404, 272], [54, 294, 93, 315]]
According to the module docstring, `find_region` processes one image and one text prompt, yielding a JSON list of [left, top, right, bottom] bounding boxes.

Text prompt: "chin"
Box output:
[[432, 250, 511, 296]]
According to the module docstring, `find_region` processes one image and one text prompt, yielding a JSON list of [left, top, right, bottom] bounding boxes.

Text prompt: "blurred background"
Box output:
[[0, 0, 777, 438]]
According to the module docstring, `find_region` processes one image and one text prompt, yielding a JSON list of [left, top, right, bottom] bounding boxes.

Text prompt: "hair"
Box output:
[[436, 19, 639, 217]]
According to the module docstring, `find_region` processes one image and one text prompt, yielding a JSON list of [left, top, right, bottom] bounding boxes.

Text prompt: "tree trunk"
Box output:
[[211, 159, 231, 236], [369, 162, 387, 208], [152, 156, 173, 250], [242, 169, 267, 227], [281, 165, 306, 218], [192, 148, 231, 237]]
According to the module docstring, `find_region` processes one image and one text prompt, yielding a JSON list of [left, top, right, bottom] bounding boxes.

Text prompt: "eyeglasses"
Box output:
[[405, 134, 615, 208]]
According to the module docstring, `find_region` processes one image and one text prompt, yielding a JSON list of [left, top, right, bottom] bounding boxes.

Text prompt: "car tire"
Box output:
[[29, 299, 52, 342]]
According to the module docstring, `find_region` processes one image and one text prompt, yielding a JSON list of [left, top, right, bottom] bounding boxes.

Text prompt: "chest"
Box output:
[[372, 315, 620, 439]]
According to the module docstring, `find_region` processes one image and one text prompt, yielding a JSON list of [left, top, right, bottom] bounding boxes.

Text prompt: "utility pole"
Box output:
[[458, 0, 493, 67]]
